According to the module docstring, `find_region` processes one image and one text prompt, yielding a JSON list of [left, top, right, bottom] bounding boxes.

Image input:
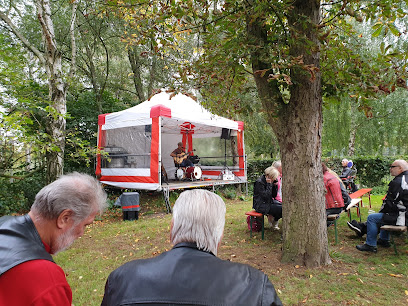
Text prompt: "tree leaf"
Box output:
[[372, 25, 383, 37]]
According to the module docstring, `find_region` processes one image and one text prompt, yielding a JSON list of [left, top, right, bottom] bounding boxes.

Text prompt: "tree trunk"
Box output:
[[128, 47, 145, 102], [248, 0, 330, 267], [147, 39, 157, 98], [36, 0, 67, 183]]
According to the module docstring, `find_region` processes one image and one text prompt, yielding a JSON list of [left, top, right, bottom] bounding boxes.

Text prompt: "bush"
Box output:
[[0, 178, 26, 216], [0, 171, 46, 216]]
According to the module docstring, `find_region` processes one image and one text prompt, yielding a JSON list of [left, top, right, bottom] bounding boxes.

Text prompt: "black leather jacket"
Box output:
[[339, 167, 352, 179], [253, 175, 278, 214], [380, 170, 408, 226], [102, 242, 282, 306], [0, 214, 54, 276]]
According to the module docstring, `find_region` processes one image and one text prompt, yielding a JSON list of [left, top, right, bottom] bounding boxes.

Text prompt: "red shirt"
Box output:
[[0, 243, 72, 306], [323, 172, 345, 209]]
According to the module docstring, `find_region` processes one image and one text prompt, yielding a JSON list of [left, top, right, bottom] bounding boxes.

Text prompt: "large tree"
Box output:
[[106, 0, 408, 266]]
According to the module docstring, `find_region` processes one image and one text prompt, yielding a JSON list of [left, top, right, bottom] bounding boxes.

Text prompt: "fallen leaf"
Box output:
[[358, 278, 364, 284], [277, 289, 282, 294], [388, 273, 403, 278], [405, 290, 408, 296], [309, 275, 313, 279], [295, 265, 300, 269]]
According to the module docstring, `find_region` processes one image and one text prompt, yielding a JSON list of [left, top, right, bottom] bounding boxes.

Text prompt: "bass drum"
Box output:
[[175, 168, 184, 180], [185, 166, 202, 180]]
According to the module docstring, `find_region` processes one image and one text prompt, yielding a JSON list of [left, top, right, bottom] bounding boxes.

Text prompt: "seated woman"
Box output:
[[253, 166, 282, 230], [322, 163, 345, 225]]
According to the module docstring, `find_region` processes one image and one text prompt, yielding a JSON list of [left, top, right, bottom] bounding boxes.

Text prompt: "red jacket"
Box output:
[[324, 172, 345, 209]]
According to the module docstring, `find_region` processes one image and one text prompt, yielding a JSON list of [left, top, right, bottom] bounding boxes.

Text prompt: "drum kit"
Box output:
[[174, 154, 202, 181], [175, 165, 202, 181]]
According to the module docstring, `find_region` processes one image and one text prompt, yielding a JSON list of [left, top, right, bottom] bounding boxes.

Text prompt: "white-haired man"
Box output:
[[102, 189, 282, 306], [348, 159, 408, 253], [0, 173, 107, 305]]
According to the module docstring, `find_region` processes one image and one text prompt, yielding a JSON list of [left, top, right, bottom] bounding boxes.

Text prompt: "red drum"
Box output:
[[185, 166, 202, 180]]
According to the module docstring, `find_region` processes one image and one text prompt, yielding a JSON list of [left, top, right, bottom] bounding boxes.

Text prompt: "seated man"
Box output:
[[253, 166, 282, 230], [170, 142, 194, 168], [339, 158, 358, 192], [348, 159, 408, 253], [102, 189, 282, 306]]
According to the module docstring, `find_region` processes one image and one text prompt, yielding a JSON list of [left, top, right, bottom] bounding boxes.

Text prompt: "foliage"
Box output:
[[64, 90, 128, 174], [247, 159, 275, 183], [0, 178, 26, 216], [0, 171, 45, 216]]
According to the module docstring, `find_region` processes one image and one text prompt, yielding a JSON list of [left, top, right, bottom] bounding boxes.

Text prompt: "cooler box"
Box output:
[[114, 192, 140, 221]]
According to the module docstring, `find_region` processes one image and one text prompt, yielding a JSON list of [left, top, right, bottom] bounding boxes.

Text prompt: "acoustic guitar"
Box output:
[[173, 150, 195, 165]]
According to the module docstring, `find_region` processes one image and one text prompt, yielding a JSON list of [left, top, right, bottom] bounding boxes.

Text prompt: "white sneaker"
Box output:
[[272, 220, 280, 230]]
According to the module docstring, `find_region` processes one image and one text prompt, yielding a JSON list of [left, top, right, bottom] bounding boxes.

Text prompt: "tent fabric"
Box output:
[[96, 90, 246, 190], [102, 91, 240, 132]]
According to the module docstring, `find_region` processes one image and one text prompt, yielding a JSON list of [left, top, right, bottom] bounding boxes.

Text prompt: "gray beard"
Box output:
[[53, 227, 76, 255]]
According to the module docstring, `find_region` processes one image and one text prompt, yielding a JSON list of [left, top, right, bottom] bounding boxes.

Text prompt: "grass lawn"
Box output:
[[56, 193, 408, 305]]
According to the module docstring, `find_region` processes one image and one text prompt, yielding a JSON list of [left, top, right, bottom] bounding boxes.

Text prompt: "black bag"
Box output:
[[340, 182, 351, 207]]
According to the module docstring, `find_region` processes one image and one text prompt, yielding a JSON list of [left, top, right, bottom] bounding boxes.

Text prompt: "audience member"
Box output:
[[322, 163, 345, 226], [327, 168, 352, 209], [253, 166, 282, 230], [0, 173, 107, 305], [101, 189, 282, 306], [348, 159, 408, 253], [339, 158, 352, 180], [272, 160, 283, 203]]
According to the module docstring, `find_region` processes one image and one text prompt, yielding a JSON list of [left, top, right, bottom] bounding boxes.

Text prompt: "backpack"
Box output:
[[246, 215, 262, 232]]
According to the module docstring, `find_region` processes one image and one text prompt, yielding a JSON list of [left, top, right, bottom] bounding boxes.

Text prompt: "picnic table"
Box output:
[[346, 188, 373, 221]]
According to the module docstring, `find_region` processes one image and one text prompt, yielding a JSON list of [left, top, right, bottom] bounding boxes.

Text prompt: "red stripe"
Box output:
[[150, 104, 171, 118], [122, 205, 140, 209], [150, 117, 159, 183], [100, 176, 157, 183], [98, 114, 108, 125], [95, 125, 106, 177]]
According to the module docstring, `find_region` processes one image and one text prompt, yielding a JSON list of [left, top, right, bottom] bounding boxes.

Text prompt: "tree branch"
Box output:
[[0, 10, 45, 64]]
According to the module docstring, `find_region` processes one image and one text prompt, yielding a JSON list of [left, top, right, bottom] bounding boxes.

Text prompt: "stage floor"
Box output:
[[160, 178, 246, 191]]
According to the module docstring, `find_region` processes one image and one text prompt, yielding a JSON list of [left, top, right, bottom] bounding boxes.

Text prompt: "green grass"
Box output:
[[55, 194, 408, 305]]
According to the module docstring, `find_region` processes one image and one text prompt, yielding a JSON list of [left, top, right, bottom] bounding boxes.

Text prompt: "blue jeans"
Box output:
[[181, 159, 194, 167], [366, 213, 390, 246]]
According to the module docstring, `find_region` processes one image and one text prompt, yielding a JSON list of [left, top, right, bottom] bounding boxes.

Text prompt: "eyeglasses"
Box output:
[[390, 165, 399, 168]]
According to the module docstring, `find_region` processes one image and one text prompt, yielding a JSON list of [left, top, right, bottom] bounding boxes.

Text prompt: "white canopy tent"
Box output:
[[96, 90, 247, 192]]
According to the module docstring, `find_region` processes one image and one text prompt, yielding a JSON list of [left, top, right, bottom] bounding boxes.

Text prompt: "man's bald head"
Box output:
[[390, 159, 408, 176]]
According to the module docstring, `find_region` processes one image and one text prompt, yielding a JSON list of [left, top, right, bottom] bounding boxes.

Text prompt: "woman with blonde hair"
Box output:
[[252, 166, 282, 230]]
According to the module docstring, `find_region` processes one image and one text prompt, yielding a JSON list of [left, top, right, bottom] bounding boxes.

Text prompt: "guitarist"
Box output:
[[170, 142, 194, 168]]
